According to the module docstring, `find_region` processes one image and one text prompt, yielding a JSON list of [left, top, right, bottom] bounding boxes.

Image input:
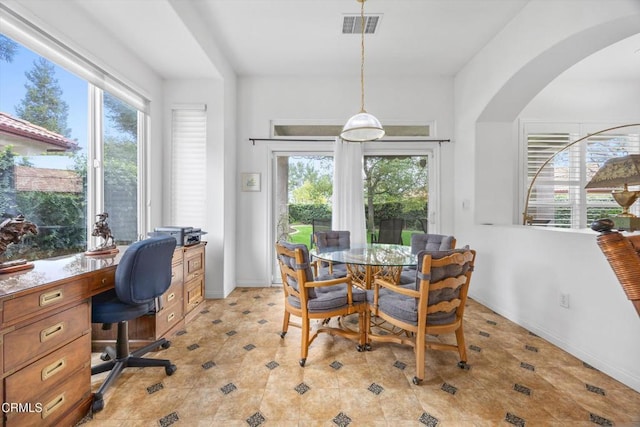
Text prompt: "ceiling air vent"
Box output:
[[342, 14, 381, 34]]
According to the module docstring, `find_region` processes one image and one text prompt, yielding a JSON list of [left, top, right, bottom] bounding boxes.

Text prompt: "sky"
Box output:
[[0, 35, 88, 168]]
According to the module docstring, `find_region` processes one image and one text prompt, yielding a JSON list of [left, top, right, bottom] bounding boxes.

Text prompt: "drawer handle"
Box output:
[[42, 393, 65, 419], [42, 357, 67, 381], [167, 312, 175, 322], [167, 292, 175, 302], [101, 278, 107, 285], [40, 289, 64, 306], [40, 322, 65, 343]]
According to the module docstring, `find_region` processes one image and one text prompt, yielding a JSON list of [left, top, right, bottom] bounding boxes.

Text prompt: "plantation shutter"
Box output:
[[171, 106, 207, 227], [525, 123, 640, 228]]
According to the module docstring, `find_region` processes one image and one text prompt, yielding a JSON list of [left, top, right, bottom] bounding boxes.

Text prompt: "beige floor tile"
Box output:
[[82, 289, 640, 427]]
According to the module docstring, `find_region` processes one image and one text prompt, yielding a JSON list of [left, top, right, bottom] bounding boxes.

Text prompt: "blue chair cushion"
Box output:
[[92, 289, 156, 324], [289, 284, 366, 312]]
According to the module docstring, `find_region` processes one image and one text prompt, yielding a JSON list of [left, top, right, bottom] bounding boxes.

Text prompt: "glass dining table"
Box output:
[[310, 243, 417, 289]]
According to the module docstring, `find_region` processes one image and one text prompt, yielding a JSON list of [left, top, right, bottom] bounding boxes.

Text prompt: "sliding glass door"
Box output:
[[271, 146, 435, 283]]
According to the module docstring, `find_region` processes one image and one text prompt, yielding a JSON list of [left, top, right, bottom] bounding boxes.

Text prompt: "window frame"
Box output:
[[1, 6, 150, 248]]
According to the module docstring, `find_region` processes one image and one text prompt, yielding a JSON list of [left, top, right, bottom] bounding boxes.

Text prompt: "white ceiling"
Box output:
[[71, 0, 639, 81]]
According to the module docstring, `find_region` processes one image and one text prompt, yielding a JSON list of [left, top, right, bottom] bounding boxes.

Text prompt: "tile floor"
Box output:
[[81, 287, 640, 426]]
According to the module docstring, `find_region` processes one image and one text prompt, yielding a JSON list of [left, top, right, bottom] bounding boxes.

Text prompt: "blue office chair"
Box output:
[[91, 235, 177, 412]]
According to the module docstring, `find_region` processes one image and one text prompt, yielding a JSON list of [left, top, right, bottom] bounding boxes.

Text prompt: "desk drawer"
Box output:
[[185, 276, 204, 313], [5, 365, 90, 427], [156, 299, 184, 337], [2, 278, 87, 326], [171, 262, 183, 288], [5, 334, 90, 404], [88, 267, 116, 294], [4, 302, 89, 373], [162, 279, 183, 309], [184, 246, 204, 282]]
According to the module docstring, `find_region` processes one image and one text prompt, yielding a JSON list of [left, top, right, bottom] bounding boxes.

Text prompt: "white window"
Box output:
[[0, 7, 149, 259], [524, 123, 640, 228]]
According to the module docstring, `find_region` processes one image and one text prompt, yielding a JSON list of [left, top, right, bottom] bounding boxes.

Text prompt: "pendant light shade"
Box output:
[[341, 112, 385, 142], [340, 0, 384, 142]]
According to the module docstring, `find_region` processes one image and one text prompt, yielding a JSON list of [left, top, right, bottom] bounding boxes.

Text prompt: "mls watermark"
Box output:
[[1, 402, 43, 413]]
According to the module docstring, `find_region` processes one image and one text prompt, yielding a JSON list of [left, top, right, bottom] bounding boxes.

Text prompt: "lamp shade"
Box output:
[[340, 112, 385, 142], [585, 154, 640, 189]]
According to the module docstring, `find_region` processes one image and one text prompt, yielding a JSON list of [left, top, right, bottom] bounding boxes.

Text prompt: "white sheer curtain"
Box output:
[[332, 137, 367, 246]]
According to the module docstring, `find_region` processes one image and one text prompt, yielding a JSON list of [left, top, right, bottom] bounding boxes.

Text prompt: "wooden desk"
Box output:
[[0, 242, 206, 426]]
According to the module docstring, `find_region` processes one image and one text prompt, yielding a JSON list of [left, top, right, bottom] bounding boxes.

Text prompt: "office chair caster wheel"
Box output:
[[457, 361, 469, 370], [161, 341, 171, 349], [299, 358, 306, 367], [280, 331, 287, 338], [165, 364, 177, 376], [92, 397, 104, 413], [412, 376, 422, 385], [99, 352, 111, 361]]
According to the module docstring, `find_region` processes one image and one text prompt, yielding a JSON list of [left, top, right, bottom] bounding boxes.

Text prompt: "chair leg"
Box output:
[[455, 325, 469, 369], [280, 310, 290, 338], [413, 332, 426, 385], [299, 316, 309, 367]]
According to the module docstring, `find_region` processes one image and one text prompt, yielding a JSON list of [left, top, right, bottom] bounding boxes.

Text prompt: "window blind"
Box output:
[[171, 106, 207, 228], [525, 123, 640, 228]]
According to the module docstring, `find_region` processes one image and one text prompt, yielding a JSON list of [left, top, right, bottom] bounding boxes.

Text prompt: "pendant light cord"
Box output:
[[359, 0, 366, 113]]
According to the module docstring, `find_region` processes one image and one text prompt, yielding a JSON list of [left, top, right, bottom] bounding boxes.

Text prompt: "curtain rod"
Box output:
[[249, 138, 451, 145]]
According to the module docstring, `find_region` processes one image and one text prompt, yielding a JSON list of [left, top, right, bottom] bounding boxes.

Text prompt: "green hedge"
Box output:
[[289, 201, 427, 228]]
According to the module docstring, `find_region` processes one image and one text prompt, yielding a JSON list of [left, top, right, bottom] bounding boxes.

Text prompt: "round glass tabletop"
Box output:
[[311, 243, 416, 267]]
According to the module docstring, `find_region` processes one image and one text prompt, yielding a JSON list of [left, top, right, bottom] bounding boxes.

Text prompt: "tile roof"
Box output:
[[0, 112, 78, 151]]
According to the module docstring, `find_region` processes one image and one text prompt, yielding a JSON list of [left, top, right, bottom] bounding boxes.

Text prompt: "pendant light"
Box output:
[[340, 0, 385, 142]]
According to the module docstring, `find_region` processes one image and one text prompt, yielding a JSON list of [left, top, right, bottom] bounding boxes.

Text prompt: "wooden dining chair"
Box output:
[[275, 241, 367, 366], [313, 230, 350, 276], [366, 247, 476, 384]]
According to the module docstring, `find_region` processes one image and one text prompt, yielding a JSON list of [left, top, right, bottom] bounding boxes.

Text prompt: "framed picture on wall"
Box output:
[[241, 173, 261, 192]]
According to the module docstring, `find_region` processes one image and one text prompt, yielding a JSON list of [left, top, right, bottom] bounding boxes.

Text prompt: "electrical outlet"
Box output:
[[559, 293, 570, 308]]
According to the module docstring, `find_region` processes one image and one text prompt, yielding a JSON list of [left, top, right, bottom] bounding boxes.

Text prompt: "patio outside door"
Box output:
[[272, 151, 433, 284]]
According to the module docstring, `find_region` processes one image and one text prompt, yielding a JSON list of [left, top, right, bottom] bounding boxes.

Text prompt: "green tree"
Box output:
[[288, 156, 333, 201], [0, 147, 17, 216], [0, 35, 18, 63], [104, 93, 137, 137], [291, 174, 333, 204], [363, 156, 428, 231], [15, 57, 70, 137]]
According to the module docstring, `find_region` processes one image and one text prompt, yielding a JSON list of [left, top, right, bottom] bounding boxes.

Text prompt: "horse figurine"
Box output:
[[0, 214, 38, 273], [87, 212, 118, 255]]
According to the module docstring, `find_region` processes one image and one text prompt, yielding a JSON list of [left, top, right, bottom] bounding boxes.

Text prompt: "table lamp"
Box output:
[[585, 154, 640, 231]]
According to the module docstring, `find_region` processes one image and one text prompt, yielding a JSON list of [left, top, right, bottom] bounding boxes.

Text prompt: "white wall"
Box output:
[[455, 0, 640, 391], [165, 0, 239, 299], [235, 74, 455, 286]]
